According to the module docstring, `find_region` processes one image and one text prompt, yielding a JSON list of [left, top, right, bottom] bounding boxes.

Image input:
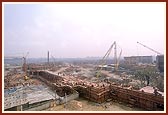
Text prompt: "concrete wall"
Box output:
[[23, 90, 79, 111], [25, 103, 50, 111], [57, 91, 79, 104], [24, 100, 55, 111]]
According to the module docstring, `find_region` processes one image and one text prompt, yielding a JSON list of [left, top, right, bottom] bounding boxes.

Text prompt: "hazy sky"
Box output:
[[4, 2, 165, 58]]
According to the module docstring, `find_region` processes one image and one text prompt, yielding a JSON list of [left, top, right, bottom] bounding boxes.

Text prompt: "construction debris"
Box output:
[[4, 49, 164, 111]]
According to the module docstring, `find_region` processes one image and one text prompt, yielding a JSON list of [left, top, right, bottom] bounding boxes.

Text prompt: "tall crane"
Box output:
[[99, 41, 116, 66], [51, 55, 56, 66], [96, 41, 116, 77], [137, 42, 164, 72], [5, 52, 29, 80], [137, 42, 162, 55], [22, 52, 29, 80], [22, 52, 29, 72], [96, 41, 122, 77]]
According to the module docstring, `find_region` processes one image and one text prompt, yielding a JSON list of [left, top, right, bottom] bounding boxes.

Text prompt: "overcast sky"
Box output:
[[4, 2, 165, 58]]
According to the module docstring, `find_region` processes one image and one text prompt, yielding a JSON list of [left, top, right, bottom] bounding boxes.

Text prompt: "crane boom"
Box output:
[[96, 41, 116, 77], [22, 52, 29, 75], [137, 42, 162, 55], [99, 41, 116, 65]]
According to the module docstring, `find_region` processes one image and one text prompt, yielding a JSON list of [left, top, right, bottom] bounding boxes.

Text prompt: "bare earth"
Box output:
[[45, 98, 145, 111]]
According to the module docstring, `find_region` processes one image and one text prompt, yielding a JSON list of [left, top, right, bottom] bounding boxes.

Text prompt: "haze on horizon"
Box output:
[[3, 2, 165, 58]]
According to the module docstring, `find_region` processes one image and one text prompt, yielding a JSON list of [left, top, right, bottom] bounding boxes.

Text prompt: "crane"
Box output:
[[22, 52, 29, 72], [5, 52, 29, 80], [96, 41, 122, 77], [99, 41, 116, 66], [96, 41, 116, 77], [137, 41, 164, 72], [137, 42, 162, 55], [22, 52, 29, 80], [51, 55, 57, 71]]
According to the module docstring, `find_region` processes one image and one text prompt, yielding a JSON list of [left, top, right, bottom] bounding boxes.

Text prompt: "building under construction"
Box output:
[[124, 56, 153, 65], [156, 55, 164, 73], [4, 42, 164, 111], [26, 68, 163, 111]]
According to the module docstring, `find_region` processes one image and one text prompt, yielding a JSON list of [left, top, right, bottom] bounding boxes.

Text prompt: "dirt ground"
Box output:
[[45, 98, 145, 111]]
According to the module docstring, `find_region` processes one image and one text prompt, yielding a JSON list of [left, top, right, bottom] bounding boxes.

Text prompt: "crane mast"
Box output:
[[115, 48, 122, 71], [22, 52, 29, 74], [114, 41, 117, 71]]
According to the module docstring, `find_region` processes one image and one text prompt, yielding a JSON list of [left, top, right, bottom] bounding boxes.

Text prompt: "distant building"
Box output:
[[156, 55, 164, 72], [124, 56, 153, 64]]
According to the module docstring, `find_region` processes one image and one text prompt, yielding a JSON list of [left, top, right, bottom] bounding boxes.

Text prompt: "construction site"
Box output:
[[3, 41, 165, 111]]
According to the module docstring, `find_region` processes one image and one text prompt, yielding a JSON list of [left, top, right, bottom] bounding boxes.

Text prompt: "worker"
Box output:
[[146, 75, 150, 86], [153, 87, 158, 96]]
